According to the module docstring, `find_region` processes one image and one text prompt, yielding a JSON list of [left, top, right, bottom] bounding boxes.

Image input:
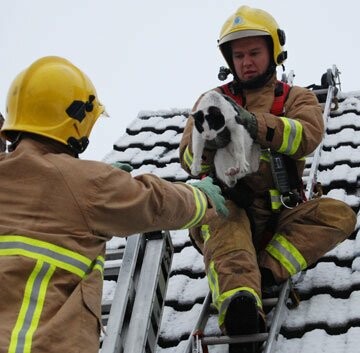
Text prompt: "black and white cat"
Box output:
[[191, 90, 261, 187]]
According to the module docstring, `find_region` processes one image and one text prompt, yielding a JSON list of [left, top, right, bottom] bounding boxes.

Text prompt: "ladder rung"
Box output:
[[202, 332, 269, 345], [263, 297, 278, 307]]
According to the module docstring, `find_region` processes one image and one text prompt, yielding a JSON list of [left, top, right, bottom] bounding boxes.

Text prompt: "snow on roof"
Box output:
[[101, 88, 360, 353]]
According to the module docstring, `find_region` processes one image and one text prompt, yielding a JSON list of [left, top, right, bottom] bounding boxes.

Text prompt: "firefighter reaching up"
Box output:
[[179, 5, 356, 353], [0, 56, 227, 353], [0, 112, 5, 152]]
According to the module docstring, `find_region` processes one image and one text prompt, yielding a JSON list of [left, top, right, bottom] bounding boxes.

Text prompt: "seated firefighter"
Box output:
[[0, 56, 228, 353], [179, 5, 357, 353]]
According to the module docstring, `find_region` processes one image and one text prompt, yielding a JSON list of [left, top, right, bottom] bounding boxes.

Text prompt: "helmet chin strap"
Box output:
[[67, 136, 89, 154], [7, 132, 22, 152], [237, 62, 277, 90]]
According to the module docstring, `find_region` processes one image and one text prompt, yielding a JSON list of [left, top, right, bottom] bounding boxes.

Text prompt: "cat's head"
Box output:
[[192, 106, 225, 140]]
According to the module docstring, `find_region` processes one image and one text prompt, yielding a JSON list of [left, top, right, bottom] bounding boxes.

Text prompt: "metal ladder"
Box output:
[[183, 66, 341, 353], [101, 230, 173, 353]]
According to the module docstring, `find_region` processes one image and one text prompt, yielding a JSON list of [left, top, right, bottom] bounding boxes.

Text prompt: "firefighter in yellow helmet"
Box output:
[[179, 6, 356, 352], [0, 56, 227, 353], [0, 112, 5, 151]]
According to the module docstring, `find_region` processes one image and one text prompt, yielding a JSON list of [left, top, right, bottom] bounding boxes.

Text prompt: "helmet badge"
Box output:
[[233, 16, 243, 26]]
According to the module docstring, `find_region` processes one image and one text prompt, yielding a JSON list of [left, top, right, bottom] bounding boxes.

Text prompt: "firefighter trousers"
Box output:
[[190, 197, 356, 328]]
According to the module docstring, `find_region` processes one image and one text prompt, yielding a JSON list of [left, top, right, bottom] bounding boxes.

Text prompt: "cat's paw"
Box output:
[[191, 163, 201, 176], [225, 167, 240, 177], [239, 160, 250, 174]]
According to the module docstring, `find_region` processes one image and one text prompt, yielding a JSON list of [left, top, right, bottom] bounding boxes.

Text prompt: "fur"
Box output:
[[191, 91, 261, 187]]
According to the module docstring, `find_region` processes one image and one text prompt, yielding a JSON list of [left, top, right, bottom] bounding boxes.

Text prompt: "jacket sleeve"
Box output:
[[86, 165, 215, 238], [254, 86, 324, 159]]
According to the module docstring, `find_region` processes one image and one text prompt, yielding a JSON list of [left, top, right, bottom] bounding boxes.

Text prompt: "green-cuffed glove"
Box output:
[[111, 162, 134, 172], [191, 177, 229, 217], [235, 105, 258, 140]]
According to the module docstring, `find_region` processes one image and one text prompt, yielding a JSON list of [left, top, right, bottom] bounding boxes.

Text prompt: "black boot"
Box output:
[[260, 267, 280, 299], [224, 291, 265, 353]]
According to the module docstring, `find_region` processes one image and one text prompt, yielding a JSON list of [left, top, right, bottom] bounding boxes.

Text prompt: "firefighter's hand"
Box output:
[[111, 162, 133, 172], [191, 177, 229, 217], [236, 106, 258, 140]]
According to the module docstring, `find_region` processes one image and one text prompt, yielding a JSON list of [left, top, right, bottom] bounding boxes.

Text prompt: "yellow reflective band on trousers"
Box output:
[[207, 261, 262, 327], [183, 146, 211, 174], [201, 224, 210, 243], [266, 233, 307, 276], [0, 235, 105, 353], [278, 117, 303, 156], [181, 186, 207, 229]]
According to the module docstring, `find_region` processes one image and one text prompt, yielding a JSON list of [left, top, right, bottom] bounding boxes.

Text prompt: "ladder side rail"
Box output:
[[101, 234, 145, 353], [262, 280, 291, 353], [305, 85, 335, 200], [124, 231, 173, 353], [183, 291, 212, 353]]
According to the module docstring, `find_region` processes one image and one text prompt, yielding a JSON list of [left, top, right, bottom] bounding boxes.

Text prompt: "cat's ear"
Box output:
[[192, 110, 204, 121], [207, 106, 222, 117], [192, 110, 204, 133], [207, 106, 225, 130]]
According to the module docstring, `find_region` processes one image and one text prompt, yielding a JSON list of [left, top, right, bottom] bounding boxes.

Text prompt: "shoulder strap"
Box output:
[[218, 83, 243, 106], [219, 80, 291, 116], [271, 81, 291, 115]]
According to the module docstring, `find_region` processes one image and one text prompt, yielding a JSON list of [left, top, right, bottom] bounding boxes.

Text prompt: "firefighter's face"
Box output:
[[231, 36, 270, 82]]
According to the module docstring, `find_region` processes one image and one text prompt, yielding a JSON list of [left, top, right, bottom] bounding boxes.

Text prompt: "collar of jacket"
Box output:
[[13, 134, 78, 158]]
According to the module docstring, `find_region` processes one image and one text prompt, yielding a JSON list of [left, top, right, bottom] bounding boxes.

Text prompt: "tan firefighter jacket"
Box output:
[[0, 136, 215, 353], [180, 75, 324, 200]]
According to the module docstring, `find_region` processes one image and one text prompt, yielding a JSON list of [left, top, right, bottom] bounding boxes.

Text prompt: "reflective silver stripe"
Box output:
[[16, 262, 52, 353], [284, 119, 297, 155], [92, 256, 105, 276], [0, 241, 89, 276], [266, 237, 302, 274], [9, 260, 56, 353]]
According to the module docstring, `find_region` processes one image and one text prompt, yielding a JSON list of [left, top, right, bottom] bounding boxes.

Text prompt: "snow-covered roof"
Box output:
[[101, 88, 360, 353]]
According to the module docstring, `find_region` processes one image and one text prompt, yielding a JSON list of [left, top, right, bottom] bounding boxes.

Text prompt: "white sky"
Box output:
[[1, 0, 359, 161]]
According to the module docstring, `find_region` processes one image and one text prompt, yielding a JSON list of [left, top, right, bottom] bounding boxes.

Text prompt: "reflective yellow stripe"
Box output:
[[207, 261, 262, 327], [208, 261, 220, 308], [269, 189, 282, 211], [201, 224, 210, 243], [218, 287, 262, 327], [8, 260, 55, 353], [278, 117, 303, 155], [183, 146, 193, 169], [93, 255, 105, 277], [3, 235, 104, 353], [183, 146, 211, 173], [181, 186, 207, 229], [266, 233, 307, 276], [260, 150, 270, 162], [0, 235, 92, 277]]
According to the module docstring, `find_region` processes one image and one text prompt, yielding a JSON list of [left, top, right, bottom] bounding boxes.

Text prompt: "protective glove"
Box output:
[[111, 162, 134, 172], [235, 106, 258, 140], [191, 176, 229, 217]]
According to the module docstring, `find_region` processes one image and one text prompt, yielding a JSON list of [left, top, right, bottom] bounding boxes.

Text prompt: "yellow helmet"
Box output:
[[2, 56, 105, 153], [218, 6, 287, 66]]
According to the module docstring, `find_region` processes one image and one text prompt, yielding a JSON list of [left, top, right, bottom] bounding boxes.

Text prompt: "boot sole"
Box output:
[[224, 292, 260, 353]]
